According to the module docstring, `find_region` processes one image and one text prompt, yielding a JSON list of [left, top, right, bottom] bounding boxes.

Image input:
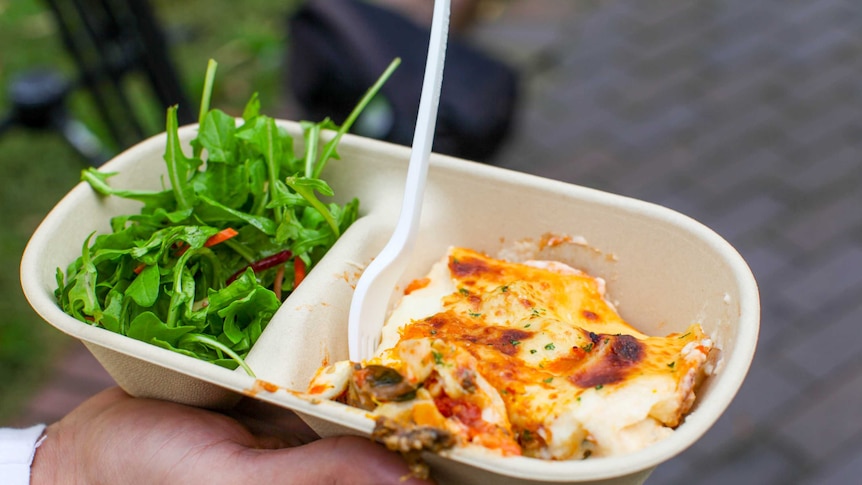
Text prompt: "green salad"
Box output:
[[55, 59, 399, 376]]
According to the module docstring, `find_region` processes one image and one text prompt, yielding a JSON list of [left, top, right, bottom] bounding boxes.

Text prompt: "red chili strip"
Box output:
[[226, 250, 293, 284], [204, 228, 239, 247], [294, 256, 306, 287], [175, 228, 239, 257]]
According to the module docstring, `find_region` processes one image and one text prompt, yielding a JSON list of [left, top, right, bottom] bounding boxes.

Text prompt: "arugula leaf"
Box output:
[[285, 176, 340, 237], [192, 58, 219, 158], [99, 288, 125, 334], [300, 120, 321, 178], [195, 194, 278, 235], [81, 169, 175, 208], [128, 311, 196, 347], [126, 263, 160, 307], [63, 233, 102, 321], [164, 106, 199, 211], [197, 109, 237, 163], [242, 92, 261, 121]]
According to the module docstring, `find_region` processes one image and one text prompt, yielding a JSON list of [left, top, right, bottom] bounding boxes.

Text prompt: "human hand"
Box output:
[[31, 387, 434, 485]]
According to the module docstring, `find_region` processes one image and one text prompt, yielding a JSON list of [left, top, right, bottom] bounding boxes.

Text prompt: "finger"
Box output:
[[236, 435, 436, 485], [62, 387, 132, 421], [228, 398, 319, 448]]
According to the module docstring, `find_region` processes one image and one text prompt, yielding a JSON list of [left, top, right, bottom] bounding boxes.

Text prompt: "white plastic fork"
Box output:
[[348, 0, 451, 362]]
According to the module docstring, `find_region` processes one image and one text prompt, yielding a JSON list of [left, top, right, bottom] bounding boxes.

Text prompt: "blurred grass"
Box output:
[[0, 0, 299, 423]]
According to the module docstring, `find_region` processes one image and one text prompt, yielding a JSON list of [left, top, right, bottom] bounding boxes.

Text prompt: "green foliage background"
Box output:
[[0, 0, 300, 422]]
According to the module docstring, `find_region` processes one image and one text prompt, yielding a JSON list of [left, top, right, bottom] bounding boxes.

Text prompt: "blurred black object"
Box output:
[[287, 0, 519, 163], [0, 0, 193, 166], [0, 68, 111, 165]]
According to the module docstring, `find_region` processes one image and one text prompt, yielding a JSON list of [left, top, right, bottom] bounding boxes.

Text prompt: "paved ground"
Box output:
[[13, 1, 862, 484]]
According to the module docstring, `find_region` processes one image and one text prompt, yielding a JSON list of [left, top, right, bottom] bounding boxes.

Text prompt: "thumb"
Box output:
[[238, 435, 436, 485]]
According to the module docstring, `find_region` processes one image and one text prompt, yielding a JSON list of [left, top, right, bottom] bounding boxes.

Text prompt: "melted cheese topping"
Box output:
[[308, 247, 714, 459]]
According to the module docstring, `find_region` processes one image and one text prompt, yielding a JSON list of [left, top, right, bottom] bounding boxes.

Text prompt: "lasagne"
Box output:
[[307, 246, 715, 462]]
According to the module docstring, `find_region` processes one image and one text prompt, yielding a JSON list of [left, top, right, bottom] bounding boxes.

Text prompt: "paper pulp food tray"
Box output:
[[21, 121, 759, 485]]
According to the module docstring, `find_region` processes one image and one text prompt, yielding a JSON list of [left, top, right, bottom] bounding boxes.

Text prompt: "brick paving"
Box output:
[[14, 0, 862, 483]]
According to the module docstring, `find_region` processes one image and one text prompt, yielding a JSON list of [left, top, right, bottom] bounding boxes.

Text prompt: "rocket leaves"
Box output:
[[56, 58, 399, 375]]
